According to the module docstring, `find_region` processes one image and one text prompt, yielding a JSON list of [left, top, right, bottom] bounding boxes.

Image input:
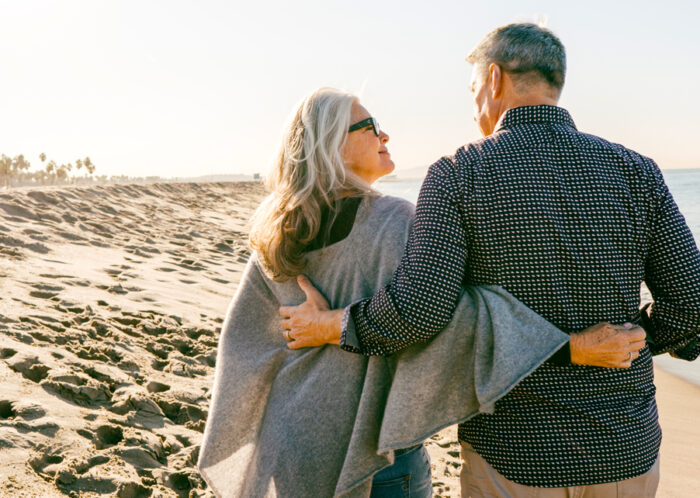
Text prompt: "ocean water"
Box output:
[[376, 169, 700, 386]]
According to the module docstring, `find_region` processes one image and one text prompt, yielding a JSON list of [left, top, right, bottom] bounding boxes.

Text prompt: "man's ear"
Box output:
[[489, 63, 503, 98]]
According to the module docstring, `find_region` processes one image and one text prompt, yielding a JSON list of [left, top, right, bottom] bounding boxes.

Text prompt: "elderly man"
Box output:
[[281, 23, 700, 496]]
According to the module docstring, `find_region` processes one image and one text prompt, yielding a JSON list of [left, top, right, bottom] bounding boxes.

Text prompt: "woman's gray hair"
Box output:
[[466, 23, 566, 92], [250, 87, 373, 279]]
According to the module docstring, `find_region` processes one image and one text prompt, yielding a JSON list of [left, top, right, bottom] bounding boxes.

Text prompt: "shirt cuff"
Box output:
[[546, 341, 571, 366], [671, 335, 700, 361], [339, 303, 362, 354]]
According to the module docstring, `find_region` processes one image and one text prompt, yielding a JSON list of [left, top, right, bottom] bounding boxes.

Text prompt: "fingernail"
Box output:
[[622, 322, 633, 329]]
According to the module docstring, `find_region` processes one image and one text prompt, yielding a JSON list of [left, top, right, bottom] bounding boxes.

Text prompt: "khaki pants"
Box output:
[[460, 441, 660, 498]]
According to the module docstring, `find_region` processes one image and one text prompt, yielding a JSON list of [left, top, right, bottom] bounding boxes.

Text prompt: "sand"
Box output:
[[0, 182, 696, 497], [1, 182, 263, 497], [654, 367, 700, 497]]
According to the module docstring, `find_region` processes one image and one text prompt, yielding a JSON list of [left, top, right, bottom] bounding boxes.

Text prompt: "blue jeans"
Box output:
[[370, 444, 432, 498]]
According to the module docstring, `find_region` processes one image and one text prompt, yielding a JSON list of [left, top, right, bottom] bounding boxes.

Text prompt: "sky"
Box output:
[[1, 0, 699, 178]]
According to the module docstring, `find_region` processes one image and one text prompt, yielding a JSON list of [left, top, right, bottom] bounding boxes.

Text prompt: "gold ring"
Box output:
[[629, 351, 634, 362], [284, 330, 290, 341]]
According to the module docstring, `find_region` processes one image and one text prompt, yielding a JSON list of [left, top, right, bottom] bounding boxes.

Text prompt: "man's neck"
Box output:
[[501, 94, 559, 114], [489, 94, 559, 134]]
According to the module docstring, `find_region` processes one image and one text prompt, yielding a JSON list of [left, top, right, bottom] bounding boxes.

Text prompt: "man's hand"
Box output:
[[279, 275, 343, 350], [570, 322, 647, 368]]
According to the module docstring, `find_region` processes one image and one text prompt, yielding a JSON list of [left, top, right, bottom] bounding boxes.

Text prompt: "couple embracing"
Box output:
[[198, 23, 700, 498]]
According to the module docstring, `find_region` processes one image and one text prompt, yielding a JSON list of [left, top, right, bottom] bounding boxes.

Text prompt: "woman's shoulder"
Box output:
[[364, 194, 415, 219], [352, 194, 415, 248]]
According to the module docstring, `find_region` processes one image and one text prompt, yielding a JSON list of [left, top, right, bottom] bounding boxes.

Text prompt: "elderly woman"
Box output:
[[197, 88, 637, 498]]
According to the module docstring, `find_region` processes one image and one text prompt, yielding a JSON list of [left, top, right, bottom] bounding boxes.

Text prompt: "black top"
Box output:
[[304, 196, 363, 252], [341, 105, 700, 486]]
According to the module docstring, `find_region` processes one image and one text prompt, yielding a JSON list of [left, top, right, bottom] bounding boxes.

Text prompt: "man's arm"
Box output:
[[644, 162, 700, 360], [281, 275, 647, 369], [339, 159, 469, 355]]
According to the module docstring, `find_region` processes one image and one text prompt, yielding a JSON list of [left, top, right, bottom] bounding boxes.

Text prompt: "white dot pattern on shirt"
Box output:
[[344, 106, 700, 486]]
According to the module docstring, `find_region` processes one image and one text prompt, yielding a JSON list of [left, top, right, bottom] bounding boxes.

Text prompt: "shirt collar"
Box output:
[[493, 105, 577, 133]]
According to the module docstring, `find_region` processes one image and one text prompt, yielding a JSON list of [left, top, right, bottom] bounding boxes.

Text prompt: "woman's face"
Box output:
[[341, 101, 394, 185]]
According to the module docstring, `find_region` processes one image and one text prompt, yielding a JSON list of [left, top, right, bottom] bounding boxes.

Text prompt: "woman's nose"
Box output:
[[379, 130, 389, 143]]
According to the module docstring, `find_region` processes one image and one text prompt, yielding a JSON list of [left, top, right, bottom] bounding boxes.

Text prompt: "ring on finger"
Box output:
[[284, 330, 291, 341], [629, 351, 634, 362]]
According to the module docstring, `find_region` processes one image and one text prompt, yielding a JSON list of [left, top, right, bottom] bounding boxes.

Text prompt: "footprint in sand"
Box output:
[[56, 230, 88, 242], [28, 447, 65, 476], [155, 266, 177, 273], [29, 446, 115, 490], [109, 387, 165, 419], [146, 381, 170, 394], [77, 344, 122, 363], [41, 371, 113, 407], [28, 283, 64, 299], [113, 315, 142, 327], [162, 469, 206, 494], [0, 347, 17, 359], [146, 342, 172, 360], [202, 257, 223, 266], [213, 242, 234, 253], [105, 284, 128, 295], [151, 359, 168, 371], [105, 268, 122, 277], [0, 400, 17, 420], [28, 330, 54, 343], [12, 400, 48, 420], [152, 396, 207, 432], [6, 354, 50, 383], [115, 480, 151, 497], [93, 424, 124, 449], [36, 272, 71, 279]]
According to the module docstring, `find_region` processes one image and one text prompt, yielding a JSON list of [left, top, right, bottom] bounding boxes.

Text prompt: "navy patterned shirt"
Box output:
[[340, 106, 700, 487]]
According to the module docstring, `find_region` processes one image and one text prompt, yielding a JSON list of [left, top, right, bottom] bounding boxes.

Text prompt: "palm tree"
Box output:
[[56, 163, 72, 184], [46, 160, 56, 184], [0, 155, 11, 188], [33, 169, 47, 185], [11, 155, 31, 185], [83, 157, 95, 175]]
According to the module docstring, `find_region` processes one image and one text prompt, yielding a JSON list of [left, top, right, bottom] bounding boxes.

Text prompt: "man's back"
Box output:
[[462, 105, 655, 332], [336, 104, 700, 486], [451, 105, 700, 486]]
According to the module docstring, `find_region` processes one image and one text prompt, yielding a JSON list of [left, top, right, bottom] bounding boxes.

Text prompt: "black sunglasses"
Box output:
[[348, 117, 380, 137]]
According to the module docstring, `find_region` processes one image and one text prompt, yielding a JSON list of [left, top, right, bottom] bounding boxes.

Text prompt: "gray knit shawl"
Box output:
[[198, 195, 569, 497]]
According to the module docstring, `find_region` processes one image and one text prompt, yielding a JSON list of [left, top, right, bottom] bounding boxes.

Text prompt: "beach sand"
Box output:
[[0, 182, 697, 497], [1, 182, 263, 496], [654, 367, 700, 497]]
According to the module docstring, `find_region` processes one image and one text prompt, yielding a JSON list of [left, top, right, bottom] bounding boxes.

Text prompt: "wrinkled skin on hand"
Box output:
[[279, 275, 343, 350], [570, 322, 647, 368]]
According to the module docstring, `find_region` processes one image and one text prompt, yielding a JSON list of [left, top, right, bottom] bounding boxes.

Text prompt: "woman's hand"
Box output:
[[279, 275, 343, 350], [570, 322, 647, 368]]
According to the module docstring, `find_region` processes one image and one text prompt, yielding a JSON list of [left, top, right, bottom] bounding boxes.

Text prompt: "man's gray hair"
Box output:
[[466, 23, 566, 92]]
